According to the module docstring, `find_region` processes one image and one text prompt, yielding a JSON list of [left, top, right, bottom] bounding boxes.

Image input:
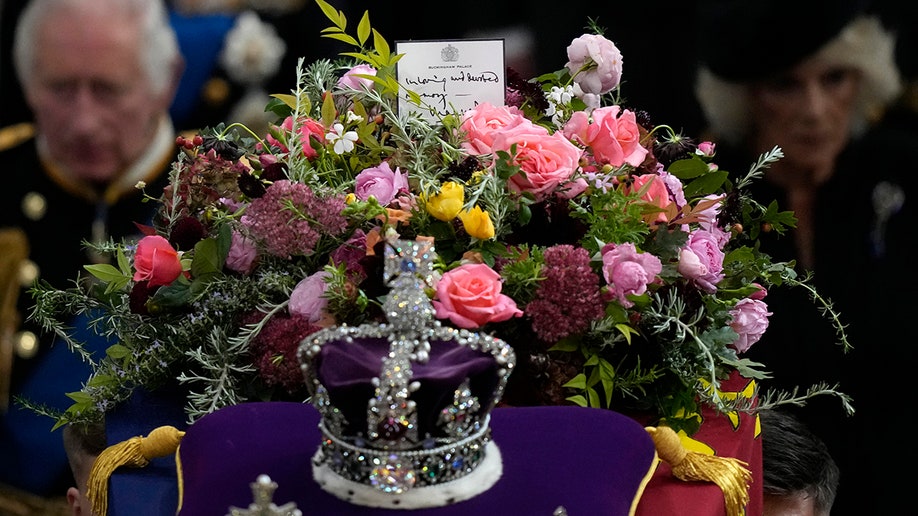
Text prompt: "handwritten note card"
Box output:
[[395, 39, 505, 121]]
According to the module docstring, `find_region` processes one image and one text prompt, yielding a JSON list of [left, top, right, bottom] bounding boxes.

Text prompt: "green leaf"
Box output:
[[682, 169, 728, 198], [116, 247, 131, 275], [614, 324, 638, 344], [269, 94, 298, 111], [566, 394, 588, 407], [372, 29, 390, 61], [83, 263, 127, 284], [356, 10, 371, 46], [65, 390, 94, 404], [549, 340, 578, 352], [323, 32, 358, 47], [562, 373, 587, 390], [87, 374, 117, 388], [321, 90, 337, 128], [587, 386, 600, 407], [667, 156, 709, 180], [599, 359, 616, 406], [149, 281, 192, 312], [315, 0, 345, 29], [191, 238, 222, 279], [105, 344, 131, 359]]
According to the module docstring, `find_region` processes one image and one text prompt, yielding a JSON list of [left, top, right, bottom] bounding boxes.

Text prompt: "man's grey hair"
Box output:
[[13, 0, 180, 95], [695, 16, 903, 145]]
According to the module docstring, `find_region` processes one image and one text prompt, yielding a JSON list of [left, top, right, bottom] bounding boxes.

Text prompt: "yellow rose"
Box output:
[[426, 181, 465, 221], [459, 205, 495, 240]]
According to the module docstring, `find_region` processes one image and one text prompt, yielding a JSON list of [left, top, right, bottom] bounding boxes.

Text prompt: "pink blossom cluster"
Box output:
[[242, 180, 348, 259], [526, 245, 604, 343]]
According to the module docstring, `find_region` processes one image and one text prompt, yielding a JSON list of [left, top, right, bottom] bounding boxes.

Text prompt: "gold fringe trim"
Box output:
[[87, 425, 185, 516], [646, 426, 752, 516]]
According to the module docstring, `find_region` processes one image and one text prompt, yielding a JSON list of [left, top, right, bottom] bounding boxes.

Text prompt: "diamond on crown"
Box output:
[[298, 239, 515, 497]]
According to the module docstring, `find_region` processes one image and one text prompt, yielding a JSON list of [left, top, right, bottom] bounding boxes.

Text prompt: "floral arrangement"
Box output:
[[30, 0, 850, 434]]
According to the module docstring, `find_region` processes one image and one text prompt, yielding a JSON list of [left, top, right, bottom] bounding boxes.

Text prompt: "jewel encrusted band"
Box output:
[[314, 416, 493, 492]]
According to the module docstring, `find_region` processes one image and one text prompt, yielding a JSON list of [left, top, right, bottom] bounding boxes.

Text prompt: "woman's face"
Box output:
[[748, 57, 861, 180]]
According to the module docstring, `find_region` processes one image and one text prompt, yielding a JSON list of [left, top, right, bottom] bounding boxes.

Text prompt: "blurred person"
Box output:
[[0, 0, 183, 499], [694, 1, 914, 513], [759, 408, 839, 516], [62, 422, 106, 516]]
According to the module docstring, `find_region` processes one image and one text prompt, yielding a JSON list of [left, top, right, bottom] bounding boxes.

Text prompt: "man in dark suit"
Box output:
[[0, 0, 184, 501]]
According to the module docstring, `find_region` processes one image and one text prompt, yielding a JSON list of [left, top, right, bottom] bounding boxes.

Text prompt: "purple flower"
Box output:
[[354, 161, 409, 206], [677, 229, 725, 293], [289, 271, 331, 324], [225, 230, 259, 275], [729, 298, 772, 354], [601, 242, 662, 308]]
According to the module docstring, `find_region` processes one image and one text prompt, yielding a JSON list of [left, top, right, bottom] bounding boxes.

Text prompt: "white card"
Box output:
[[395, 39, 506, 122]]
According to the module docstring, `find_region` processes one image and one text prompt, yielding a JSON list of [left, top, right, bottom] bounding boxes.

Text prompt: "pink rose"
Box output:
[[493, 127, 583, 201], [601, 242, 662, 308], [354, 161, 409, 205], [628, 173, 673, 224], [677, 230, 725, 293], [696, 141, 716, 157], [225, 230, 259, 275], [337, 64, 377, 91], [433, 263, 523, 329], [729, 298, 772, 353], [459, 103, 532, 155], [565, 34, 623, 95], [694, 194, 724, 228], [563, 106, 647, 167], [266, 116, 326, 159], [133, 235, 183, 287], [289, 271, 331, 324], [660, 171, 688, 211]]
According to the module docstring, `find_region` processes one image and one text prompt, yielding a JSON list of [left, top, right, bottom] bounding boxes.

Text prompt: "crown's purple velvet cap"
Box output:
[[176, 402, 657, 515], [316, 337, 501, 438]]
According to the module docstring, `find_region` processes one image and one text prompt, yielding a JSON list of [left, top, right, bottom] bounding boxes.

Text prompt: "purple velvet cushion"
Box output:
[[316, 337, 501, 437], [177, 402, 657, 516]]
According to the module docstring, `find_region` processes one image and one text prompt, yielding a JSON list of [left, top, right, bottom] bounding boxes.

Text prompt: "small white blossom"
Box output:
[[326, 123, 358, 155]]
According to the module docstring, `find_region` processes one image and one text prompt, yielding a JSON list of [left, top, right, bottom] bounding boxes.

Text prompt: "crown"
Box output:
[[297, 238, 516, 508]]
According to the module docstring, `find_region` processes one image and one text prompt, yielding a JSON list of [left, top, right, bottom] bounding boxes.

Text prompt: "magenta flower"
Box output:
[[601, 242, 662, 308], [729, 298, 772, 354], [225, 230, 259, 275], [354, 161, 409, 206], [289, 271, 331, 324], [677, 229, 726, 293]]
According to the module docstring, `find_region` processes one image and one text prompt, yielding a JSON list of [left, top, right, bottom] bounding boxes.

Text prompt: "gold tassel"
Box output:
[[646, 426, 752, 516], [86, 425, 185, 516]]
